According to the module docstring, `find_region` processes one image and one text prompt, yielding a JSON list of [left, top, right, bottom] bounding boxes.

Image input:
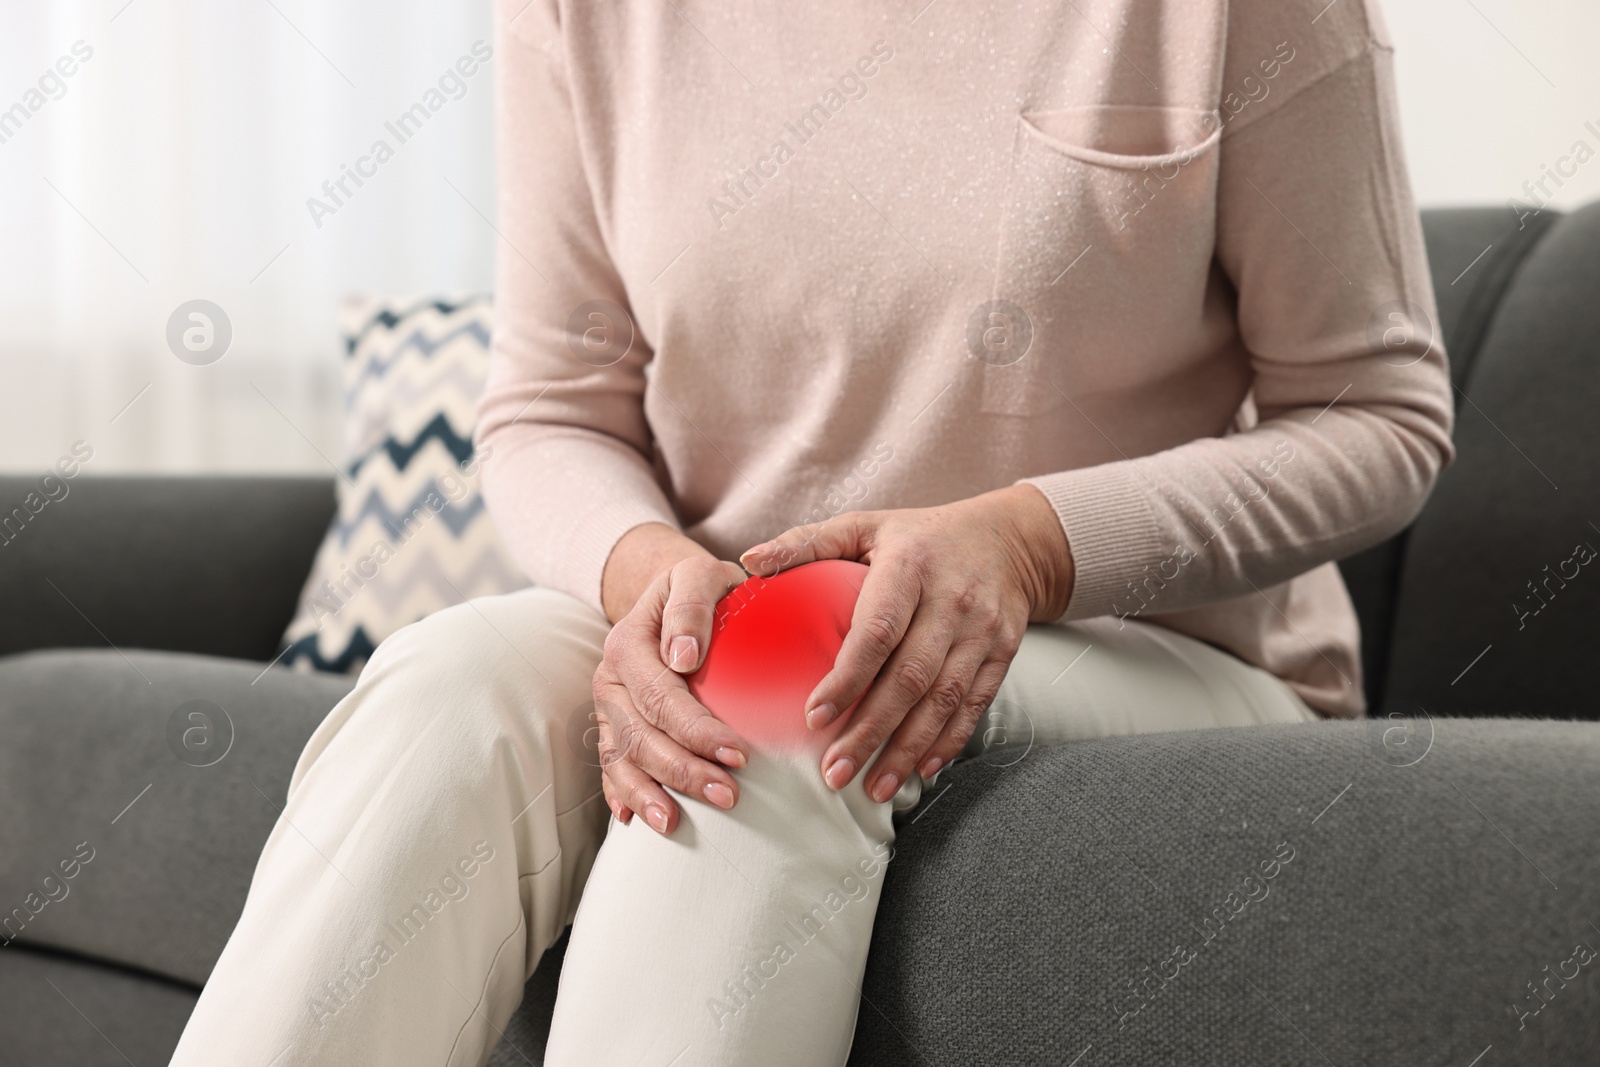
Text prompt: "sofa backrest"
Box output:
[[0, 476, 335, 662], [3, 206, 1594, 721], [1339, 203, 1600, 720]]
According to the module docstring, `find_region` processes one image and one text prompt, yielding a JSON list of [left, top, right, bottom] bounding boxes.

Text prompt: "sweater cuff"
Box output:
[[558, 492, 681, 615], [1020, 462, 1166, 623]]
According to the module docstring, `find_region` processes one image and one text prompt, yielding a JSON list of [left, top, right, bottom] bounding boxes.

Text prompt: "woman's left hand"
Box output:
[[738, 484, 1075, 803]]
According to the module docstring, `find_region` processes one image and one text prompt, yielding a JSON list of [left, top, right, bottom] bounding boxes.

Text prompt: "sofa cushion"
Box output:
[[5, 696, 1594, 1065], [279, 296, 529, 674], [0, 649, 352, 985], [847, 719, 1600, 1066], [1383, 202, 1600, 718], [0, 947, 199, 1067]]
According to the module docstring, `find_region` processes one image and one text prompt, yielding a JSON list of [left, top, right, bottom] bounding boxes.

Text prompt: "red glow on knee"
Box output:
[[687, 560, 867, 750]]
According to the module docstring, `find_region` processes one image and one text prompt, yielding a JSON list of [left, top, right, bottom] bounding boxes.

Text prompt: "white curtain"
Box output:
[[0, 0, 494, 473]]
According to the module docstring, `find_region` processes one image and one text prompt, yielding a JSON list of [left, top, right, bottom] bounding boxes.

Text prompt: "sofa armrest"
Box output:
[[0, 475, 334, 661]]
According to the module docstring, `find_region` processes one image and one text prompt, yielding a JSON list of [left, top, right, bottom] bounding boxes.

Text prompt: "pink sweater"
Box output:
[[477, 0, 1454, 718]]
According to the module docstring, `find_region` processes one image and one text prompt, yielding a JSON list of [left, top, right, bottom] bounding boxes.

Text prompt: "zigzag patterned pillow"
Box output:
[[279, 295, 529, 674]]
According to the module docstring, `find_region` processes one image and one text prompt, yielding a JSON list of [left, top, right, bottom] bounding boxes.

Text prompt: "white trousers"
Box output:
[[170, 586, 1314, 1067]]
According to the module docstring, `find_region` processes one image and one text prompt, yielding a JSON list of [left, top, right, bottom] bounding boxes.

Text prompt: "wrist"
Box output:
[[994, 483, 1075, 622], [600, 523, 713, 623]]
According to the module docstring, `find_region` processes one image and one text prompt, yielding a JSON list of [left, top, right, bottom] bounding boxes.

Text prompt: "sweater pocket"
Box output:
[[974, 105, 1223, 418]]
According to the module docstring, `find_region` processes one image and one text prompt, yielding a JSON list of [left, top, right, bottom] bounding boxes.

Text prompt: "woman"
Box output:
[[172, 0, 1452, 1063]]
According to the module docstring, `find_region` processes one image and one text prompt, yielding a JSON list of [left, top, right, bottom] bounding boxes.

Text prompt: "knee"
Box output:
[[690, 560, 868, 752]]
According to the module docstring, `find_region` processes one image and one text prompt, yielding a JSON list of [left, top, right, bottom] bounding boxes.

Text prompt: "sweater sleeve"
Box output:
[[1024, 34, 1454, 622], [475, 0, 679, 613]]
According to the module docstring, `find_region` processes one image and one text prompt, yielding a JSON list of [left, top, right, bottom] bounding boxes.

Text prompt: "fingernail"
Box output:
[[806, 703, 838, 730], [715, 746, 747, 769], [872, 773, 902, 803], [741, 542, 771, 563], [919, 757, 943, 779], [703, 782, 735, 809], [669, 635, 698, 671], [645, 803, 670, 833], [824, 757, 857, 790]]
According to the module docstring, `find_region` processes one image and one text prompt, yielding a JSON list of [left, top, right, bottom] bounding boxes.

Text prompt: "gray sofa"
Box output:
[[2, 203, 1597, 1066]]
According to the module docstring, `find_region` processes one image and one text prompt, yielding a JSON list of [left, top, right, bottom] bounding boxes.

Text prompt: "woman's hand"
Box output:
[[592, 525, 750, 835], [738, 484, 1073, 804]]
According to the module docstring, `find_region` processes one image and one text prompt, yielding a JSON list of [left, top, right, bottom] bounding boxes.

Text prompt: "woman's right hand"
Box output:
[[592, 526, 751, 834]]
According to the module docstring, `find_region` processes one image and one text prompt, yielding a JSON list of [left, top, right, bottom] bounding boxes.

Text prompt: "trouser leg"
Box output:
[[543, 731, 910, 1067], [544, 558, 918, 1066], [965, 615, 1318, 763], [170, 587, 610, 1067]]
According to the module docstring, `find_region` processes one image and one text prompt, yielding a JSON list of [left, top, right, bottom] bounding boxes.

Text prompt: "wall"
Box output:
[[1388, 0, 1600, 213]]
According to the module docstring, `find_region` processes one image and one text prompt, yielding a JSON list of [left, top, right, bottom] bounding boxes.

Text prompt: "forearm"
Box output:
[[1024, 402, 1447, 624], [600, 522, 716, 623]]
